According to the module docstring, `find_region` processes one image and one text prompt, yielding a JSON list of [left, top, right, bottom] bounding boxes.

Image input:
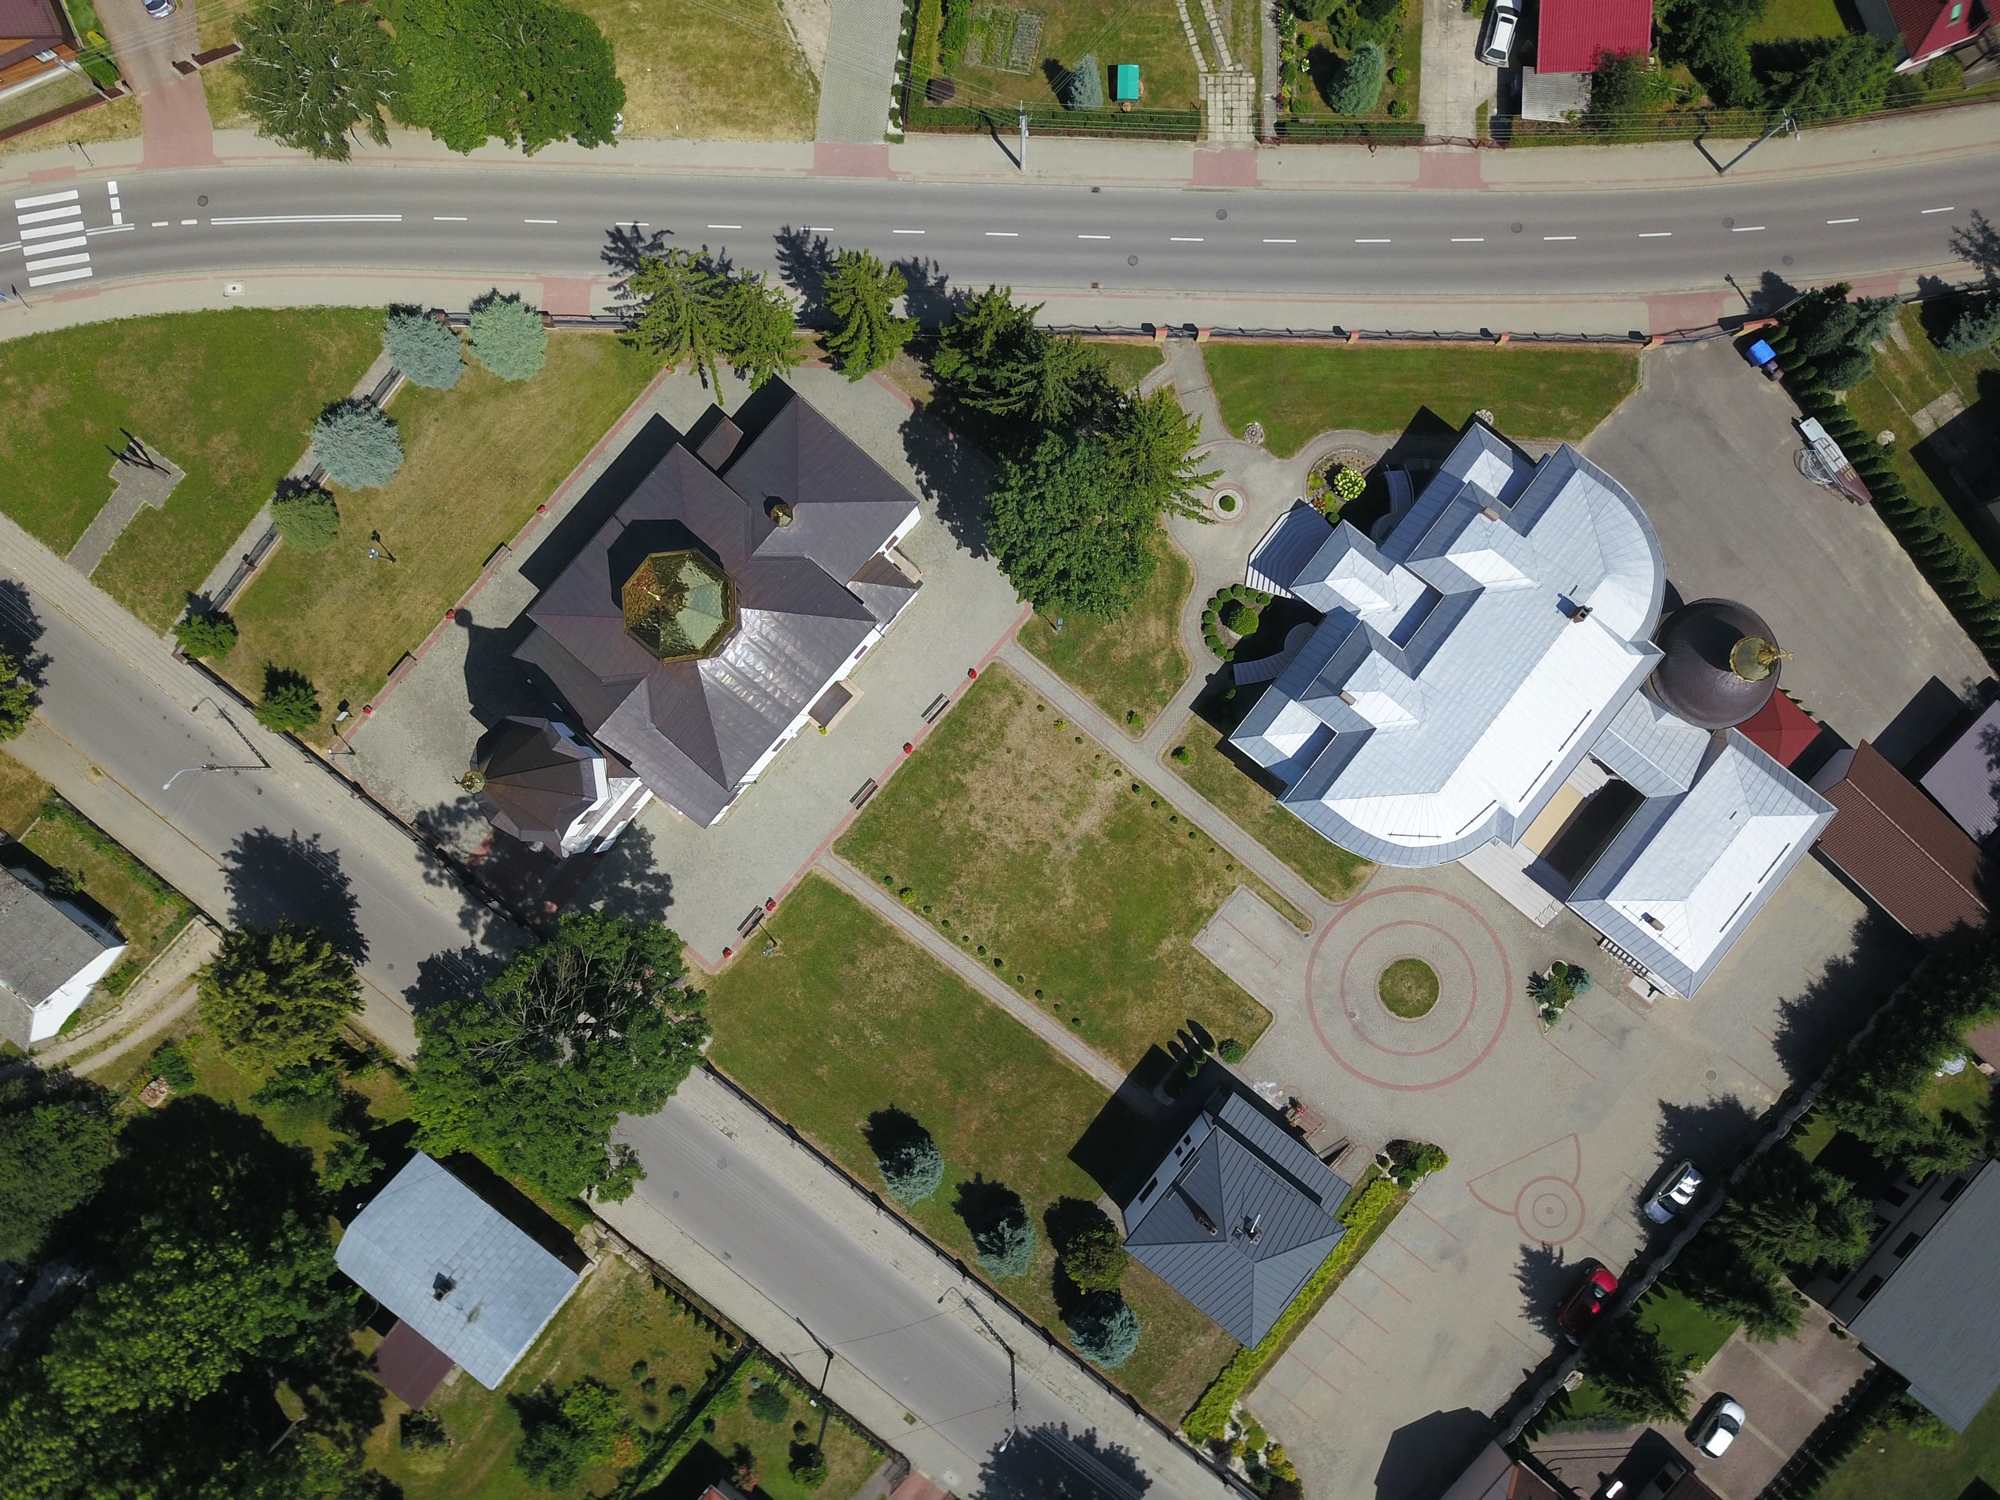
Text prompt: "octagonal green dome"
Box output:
[[622, 550, 737, 661]]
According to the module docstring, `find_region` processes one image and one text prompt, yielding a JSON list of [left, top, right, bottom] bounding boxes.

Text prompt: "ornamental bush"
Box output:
[[871, 1111, 945, 1204], [1221, 600, 1260, 634], [383, 307, 464, 389], [1218, 1037, 1246, 1063], [1938, 292, 2000, 356], [1051, 1200, 1127, 1295], [310, 400, 403, 488], [1326, 42, 1385, 115], [974, 1209, 1036, 1278], [271, 485, 340, 552], [467, 290, 549, 381], [173, 609, 239, 658], [747, 1378, 791, 1424], [1065, 1292, 1140, 1368], [789, 1442, 829, 1488]]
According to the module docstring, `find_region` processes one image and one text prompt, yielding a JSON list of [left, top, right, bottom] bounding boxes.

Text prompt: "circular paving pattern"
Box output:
[[1306, 885, 1513, 1090], [1515, 1176, 1587, 1244]]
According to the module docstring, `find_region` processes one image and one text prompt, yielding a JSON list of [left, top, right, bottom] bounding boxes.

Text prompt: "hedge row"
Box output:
[[1770, 320, 2000, 670], [1181, 1173, 1403, 1442], [1274, 116, 1426, 141]]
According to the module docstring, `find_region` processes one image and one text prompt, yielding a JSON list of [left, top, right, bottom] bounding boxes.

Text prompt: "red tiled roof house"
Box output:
[[1881, 0, 1990, 69], [1537, 0, 1653, 72]]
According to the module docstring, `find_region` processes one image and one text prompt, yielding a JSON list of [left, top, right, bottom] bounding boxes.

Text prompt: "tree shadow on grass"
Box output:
[[1067, 1050, 1167, 1202], [221, 827, 366, 962]]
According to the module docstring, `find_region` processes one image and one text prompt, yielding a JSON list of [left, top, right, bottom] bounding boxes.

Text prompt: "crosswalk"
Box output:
[[11, 179, 118, 288]]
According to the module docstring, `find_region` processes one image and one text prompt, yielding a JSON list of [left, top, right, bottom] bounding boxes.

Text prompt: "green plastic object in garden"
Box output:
[[1113, 64, 1140, 102]]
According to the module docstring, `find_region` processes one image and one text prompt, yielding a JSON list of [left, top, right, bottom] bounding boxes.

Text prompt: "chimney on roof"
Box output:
[[432, 1273, 456, 1301]]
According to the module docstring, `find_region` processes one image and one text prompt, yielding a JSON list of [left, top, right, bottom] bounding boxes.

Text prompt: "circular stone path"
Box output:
[[1305, 885, 1514, 1091]]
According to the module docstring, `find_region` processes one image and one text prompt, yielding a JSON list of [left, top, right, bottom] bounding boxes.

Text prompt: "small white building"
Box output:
[[0, 857, 126, 1045]]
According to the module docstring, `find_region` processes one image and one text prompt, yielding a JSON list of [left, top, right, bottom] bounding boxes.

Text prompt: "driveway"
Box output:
[[1582, 338, 1992, 762], [1418, 0, 1497, 138], [1532, 1315, 1875, 1500]]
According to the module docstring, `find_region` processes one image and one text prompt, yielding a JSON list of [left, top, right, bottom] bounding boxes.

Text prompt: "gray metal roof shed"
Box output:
[[1847, 1159, 2000, 1431], [335, 1153, 580, 1390], [1122, 1089, 1352, 1347]]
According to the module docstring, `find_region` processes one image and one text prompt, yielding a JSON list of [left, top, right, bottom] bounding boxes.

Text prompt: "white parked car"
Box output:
[[1644, 1160, 1703, 1223], [143, 0, 176, 15], [1478, 0, 1521, 66], [1693, 1396, 1747, 1458]]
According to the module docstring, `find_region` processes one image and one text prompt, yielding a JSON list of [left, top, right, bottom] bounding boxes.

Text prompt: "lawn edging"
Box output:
[[698, 1061, 1255, 1491], [1181, 1172, 1406, 1443]]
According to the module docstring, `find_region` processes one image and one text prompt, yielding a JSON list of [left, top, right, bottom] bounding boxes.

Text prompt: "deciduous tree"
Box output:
[[198, 921, 362, 1071], [408, 912, 709, 1201], [393, 0, 624, 154], [0, 1075, 115, 1265], [238, 0, 400, 162], [0, 648, 33, 740], [271, 485, 340, 551], [987, 433, 1155, 618], [824, 249, 915, 380]]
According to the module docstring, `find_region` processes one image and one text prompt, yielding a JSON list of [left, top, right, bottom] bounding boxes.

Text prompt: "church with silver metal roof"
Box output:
[[1233, 423, 1834, 998]]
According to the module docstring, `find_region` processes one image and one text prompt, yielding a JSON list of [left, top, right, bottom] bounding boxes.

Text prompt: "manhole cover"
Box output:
[[1216, 208, 1228, 220], [1128, 254, 1138, 265]]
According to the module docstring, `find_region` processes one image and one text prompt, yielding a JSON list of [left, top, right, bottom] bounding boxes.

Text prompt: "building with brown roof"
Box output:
[[1810, 742, 1988, 938], [516, 383, 920, 827], [466, 717, 651, 857], [0, 0, 76, 93]]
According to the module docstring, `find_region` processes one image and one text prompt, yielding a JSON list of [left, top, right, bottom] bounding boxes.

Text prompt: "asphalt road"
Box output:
[[6, 155, 1997, 305], [618, 1103, 1166, 1500]]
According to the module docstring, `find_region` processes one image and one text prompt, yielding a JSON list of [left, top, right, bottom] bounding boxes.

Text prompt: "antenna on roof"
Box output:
[[1245, 1213, 1263, 1242]]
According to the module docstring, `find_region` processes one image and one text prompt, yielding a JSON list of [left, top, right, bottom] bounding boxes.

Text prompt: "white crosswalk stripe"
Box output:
[[14, 185, 100, 288]]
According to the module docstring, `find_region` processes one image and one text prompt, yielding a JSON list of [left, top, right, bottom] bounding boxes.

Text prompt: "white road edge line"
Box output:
[[1263, 238, 1296, 244], [1732, 225, 1766, 233], [985, 231, 1018, 237], [13, 189, 79, 209], [1638, 231, 1672, 238], [28, 265, 92, 286], [0, 241, 17, 252], [1826, 217, 1859, 224], [84, 225, 133, 237], [1921, 206, 1956, 214]]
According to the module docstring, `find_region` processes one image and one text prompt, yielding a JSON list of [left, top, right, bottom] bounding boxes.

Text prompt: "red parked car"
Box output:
[[1556, 1262, 1618, 1339]]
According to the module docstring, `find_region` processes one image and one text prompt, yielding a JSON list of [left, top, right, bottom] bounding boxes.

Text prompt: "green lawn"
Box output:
[[1286, 0, 1423, 123], [1169, 724, 1373, 902], [1820, 1386, 2000, 1500], [1745, 0, 1851, 43], [937, 0, 1206, 113], [0, 750, 53, 840], [1563, 1284, 1740, 1422], [708, 873, 1244, 1421], [1092, 340, 1166, 391], [1203, 343, 1641, 457], [1017, 532, 1192, 734], [1842, 305, 2000, 598], [365, 1257, 738, 1500], [838, 663, 1278, 1066], [567, 0, 819, 139], [695, 1357, 882, 1500], [223, 333, 658, 741], [0, 309, 384, 628]]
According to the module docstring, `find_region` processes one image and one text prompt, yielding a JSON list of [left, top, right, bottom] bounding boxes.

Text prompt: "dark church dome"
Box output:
[[1648, 598, 1786, 730]]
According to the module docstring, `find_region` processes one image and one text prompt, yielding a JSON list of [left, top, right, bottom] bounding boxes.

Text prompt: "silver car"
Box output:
[[1478, 0, 1521, 66], [1692, 1396, 1747, 1457], [1644, 1160, 1703, 1223]]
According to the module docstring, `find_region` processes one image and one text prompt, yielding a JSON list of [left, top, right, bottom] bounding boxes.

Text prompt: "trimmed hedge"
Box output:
[[1182, 1173, 1403, 1441]]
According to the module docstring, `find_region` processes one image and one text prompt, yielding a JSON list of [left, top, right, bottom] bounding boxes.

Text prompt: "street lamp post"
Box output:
[[794, 1316, 837, 1449], [1018, 104, 1029, 173], [939, 1286, 1019, 1450]]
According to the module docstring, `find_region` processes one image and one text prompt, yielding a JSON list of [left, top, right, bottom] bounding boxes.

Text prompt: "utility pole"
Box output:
[[1018, 103, 1029, 172], [1714, 111, 1797, 175], [940, 1287, 1019, 1450], [795, 1317, 837, 1449]]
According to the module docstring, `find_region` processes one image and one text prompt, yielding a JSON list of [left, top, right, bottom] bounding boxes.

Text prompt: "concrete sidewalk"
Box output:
[[7, 96, 1996, 196]]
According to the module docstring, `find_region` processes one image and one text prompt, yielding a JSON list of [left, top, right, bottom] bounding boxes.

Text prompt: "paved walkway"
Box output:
[[816, 0, 902, 142], [94, 0, 215, 168]]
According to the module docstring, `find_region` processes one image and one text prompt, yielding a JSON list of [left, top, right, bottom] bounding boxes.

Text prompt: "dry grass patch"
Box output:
[[838, 663, 1277, 1067], [568, 0, 819, 139], [0, 750, 52, 837], [1376, 957, 1437, 1018], [223, 333, 658, 741], [0, 91, 138, 160]]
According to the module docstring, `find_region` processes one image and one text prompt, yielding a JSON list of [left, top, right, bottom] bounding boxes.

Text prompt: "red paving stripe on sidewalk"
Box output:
[[1538, 1028, 1596, 1079], [1191, 148, 1256, 187], [1410, 1201, 1463, 1243], [812, 142, 891, 178], [1385, 1231, 1438, 1272], [1416, 150, 1485, 190], [1356, 1260, 1412, 1302]]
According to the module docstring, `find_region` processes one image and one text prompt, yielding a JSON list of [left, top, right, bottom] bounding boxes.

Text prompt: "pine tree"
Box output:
[[621, 250, 731, 388], [722, 271, 805, 389], [466, 291, 548, 382], [382, 307, 464, 388], [823, 249, 916, 380], [238, 0, 400, 162]]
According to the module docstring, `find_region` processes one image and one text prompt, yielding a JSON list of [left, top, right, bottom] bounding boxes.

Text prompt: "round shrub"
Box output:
[[974, 1205, 1036, 1278], [1218, 1037, 1246, 1063], [1387, 97, 1407, 116], [271, 487, 340, 552], [255, 665, 322, 733], [789, 1442, 829, 1488], [1221, 600, 1260, 634], [877, 1128, 944, 1205], [173, 609, 239, 659], [467, 289, 549, 382], [1325, 41, 1385, 115], [747, 1378, 791, 1424], [1056, 1206, 1127, 1295], [310, 400, 403, 489], [1065, 1292, 1140, 1368], [383, 307, 464, 389], [1387, 64, 1406, 84]]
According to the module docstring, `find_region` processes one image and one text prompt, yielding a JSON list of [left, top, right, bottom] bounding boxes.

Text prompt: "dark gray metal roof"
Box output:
[[0, 861, 122, 1015], [1919, 701, 2000, 843], [334, 1153, 579, 1390], [1848, 1159, 2000, 1431], [1122, 1090, 1351, 1346], [474, 718, 600, 848], [518, 384, 918, 825]]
